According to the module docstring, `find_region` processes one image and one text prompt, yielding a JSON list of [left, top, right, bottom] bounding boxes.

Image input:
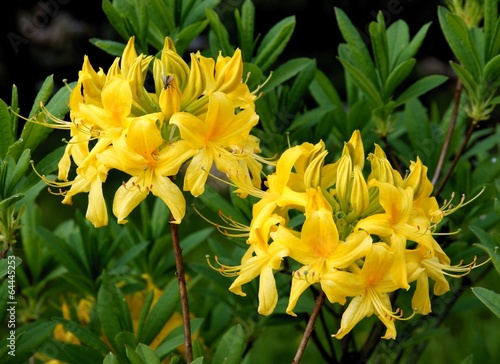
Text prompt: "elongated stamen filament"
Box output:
[[206, 255, 241, 277], [441, 186, 485, 216], [192, 205, 249, 238]]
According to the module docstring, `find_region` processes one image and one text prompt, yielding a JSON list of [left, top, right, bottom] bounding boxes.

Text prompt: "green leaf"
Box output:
[[103, 352, 119, 364], [89, 38, 126, 57], [484, 0, 498, 60], [0, 99, 14, 159], [8, 81, 73, 161], [489, 18, 500, 60], [102, 0, 129, 41], [40, 341, 105, 364], [254, 16, 295, 73], [395, 22, 431, 66], [287, 105, 336, 133], [174, 20, 209, 55], [126, 345, 146, 364], [471, 287, 500, 318], [212, 324, 246, 364], [235, 0, 255, 61], [147, 0, 175, 34], [470, 226, 500, 274], [22, 145, 64, 193], [28, 74, 54, 118], [404, 99, 432, 157], [181, 0, 219, 28], [136, 290, 155, 341], [36, 226, 90, 277], [135, 343, 161, 364], [369, 13, 389, 82], [450, 62, 478, 97], [309, 69, 345, 117], [54, 318, 110, 354], [0, 321, 57, 364], [0, 193, 24, 209], [261, 58, 315, 93], [10, 85, 19, 137], [338, 58, 383, 107], [460, 354, 474, 364], [206, 8, 234, 56], [484, 54, 500, 84], [387, 20, 410, 68], [0, 256, 21, 278], [438, 8, 481, 79], [335, 7, 377, 84], [139, 278, 180, 345], [286, 59, 317, 115], [395, 75, 448, 106], [98, 272, 134, 351], [192, 357, 204, 364], [117, 332, 138, 359], [384, 58, 416, 98], [154, 318, 204, 359], [5, 149, 30, 195]]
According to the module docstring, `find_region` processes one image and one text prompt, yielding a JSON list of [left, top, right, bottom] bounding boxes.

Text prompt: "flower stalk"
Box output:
[[292, 291, 326, 364], [169, 210, 193, 363]]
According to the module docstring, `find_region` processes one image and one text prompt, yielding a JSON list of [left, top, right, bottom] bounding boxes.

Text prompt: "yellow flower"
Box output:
[[212, 214, 289, 316], [98, 114, 196, 224], [332, 243, 406, 340], [271, 188, 372, 316], [356, 181, 437, 289], [170, 91, 260, 197], [405, 242, 476, 314]]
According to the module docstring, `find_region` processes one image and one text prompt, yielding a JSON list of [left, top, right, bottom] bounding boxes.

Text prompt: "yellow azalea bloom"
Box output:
[[405, 242, 476, 315], [404, 157, 443, 223], [356, 181, 438, 289], [170, 91, 259, 197], [333, 243, 405, 340], [366, 144, 404, 188], [198, 49, 243, 94], [270, 188, 372, 316], [343, 129, 365, 170], [76, 75, 134, 149], [97, 114, 196, 224], [214, 215, 289, 316], [61, 160, 109, 228]]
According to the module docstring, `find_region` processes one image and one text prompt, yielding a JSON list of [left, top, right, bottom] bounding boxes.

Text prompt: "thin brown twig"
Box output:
[[292, 291, 326, 364], [432, 79, 463, 186], [434, 120, 476, 197], [169, 213, 193, 363]]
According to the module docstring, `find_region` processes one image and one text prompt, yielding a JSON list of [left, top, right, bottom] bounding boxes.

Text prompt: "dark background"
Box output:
[[0, 0, 450, 119]]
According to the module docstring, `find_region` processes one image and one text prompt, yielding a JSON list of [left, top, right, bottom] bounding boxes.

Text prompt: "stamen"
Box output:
[[441, 186, 486, 216], [192, 204, 249, 238], [206, 255, 241, 277], [30, 160, 73, 188]]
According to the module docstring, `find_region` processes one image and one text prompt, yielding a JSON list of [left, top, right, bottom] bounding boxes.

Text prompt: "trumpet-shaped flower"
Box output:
[[333, 243, 408, 340], [271, 188, 372, 316], [98, 113, 196, 224], [356, 181, 437, 288], [170, 91, 260, 197], [212, 214, 289, 316]]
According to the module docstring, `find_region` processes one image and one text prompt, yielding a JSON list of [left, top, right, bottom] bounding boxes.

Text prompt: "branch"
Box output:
[[170, 214, 193, 363], [432, 79, 463, 186], [434, 119, 476, 197], [292, 291, 326, 364]]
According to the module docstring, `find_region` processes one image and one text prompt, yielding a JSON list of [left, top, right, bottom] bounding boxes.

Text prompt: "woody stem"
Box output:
[[292, 290, 326, 364], [170, 213, 193, 363]]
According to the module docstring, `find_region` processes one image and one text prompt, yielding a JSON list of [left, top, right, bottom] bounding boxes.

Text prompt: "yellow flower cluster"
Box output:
[[213, 130, 477, 339], [43, 37, 262, 227]]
